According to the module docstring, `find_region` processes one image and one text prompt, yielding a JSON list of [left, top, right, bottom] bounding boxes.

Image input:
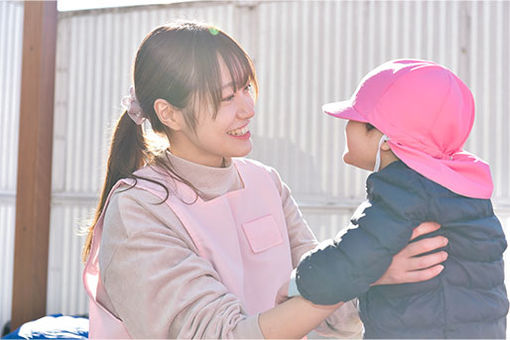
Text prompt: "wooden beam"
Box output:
[[11, 1, 57, 330]]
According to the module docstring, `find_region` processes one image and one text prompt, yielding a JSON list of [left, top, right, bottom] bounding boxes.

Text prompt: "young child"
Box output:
[[287, 59, 509, 338]]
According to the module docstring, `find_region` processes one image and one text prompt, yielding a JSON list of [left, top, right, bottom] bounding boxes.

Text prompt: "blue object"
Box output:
[[295, 160, 508, 338], [3, 314, 88, 339]]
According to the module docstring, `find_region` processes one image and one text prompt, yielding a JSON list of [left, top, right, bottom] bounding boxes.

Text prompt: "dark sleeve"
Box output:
[[295, 200, 417, 305]]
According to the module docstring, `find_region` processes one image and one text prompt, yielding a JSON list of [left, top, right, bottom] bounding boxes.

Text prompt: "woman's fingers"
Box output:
[[403, 235, 448, 258], [400, 265, 445, 283], [373, 227, 448, 286], [410, 222, 441, 240], [275, 280, 291, 305], [408, 251, 448, 270]]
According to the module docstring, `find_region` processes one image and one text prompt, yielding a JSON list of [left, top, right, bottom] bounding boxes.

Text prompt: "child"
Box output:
[[287, 59, 508, 338], [81, 23, 448, 338]]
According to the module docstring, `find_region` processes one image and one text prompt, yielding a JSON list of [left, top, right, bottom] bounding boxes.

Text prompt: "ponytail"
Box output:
[[82, 111, 146, 262]]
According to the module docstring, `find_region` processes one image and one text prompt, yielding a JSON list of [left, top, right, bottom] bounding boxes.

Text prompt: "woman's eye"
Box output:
[[222, 84, 251, 102], [221, 94, 235, 102]]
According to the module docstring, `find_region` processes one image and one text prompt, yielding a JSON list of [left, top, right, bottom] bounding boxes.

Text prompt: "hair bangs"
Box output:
[[221, 47, 256, 94]]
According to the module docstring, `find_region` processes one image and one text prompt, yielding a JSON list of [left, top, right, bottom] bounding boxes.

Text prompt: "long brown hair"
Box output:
[[82, 21, 258, 262]]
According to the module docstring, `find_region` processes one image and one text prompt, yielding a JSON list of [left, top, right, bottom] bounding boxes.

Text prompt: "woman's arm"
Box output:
[[259, 297, 342, 339]]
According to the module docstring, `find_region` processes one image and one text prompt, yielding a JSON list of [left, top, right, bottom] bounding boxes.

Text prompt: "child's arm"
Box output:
[[294, 200, 444, 305]]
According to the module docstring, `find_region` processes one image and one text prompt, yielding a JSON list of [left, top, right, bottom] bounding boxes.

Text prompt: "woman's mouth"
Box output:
[[227, 125, 250, 137]]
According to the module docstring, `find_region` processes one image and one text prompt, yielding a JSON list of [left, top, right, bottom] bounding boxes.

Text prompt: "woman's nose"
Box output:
[[237, 93, 255, 119]]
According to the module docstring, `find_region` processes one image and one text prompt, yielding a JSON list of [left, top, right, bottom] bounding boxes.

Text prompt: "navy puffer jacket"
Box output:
[[295, 161, 508, 338]]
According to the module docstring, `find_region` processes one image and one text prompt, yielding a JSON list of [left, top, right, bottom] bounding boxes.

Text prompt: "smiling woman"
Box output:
[[80, 21, 449, 339]]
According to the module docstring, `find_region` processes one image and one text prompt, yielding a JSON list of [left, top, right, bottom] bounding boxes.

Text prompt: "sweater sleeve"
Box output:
[[266, 167, 318, 266], [98, 186, 263, 339], [267, 167, 363, 338], [295, 198, 418, 305]]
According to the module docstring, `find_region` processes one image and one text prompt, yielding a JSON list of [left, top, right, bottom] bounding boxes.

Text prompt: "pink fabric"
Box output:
[[322, 59, 493, 199], [83, 181, 132, 339], [134, 158, 293, 315], [83, 158, 293, 337]]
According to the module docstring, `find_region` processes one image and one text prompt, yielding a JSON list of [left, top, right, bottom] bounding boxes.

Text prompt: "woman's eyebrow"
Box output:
[[221, 82, 234, 90]]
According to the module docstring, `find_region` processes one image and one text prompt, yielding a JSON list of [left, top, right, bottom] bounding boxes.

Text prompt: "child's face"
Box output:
[[343, 120, 385, 171], [171, 57, 255, 167]]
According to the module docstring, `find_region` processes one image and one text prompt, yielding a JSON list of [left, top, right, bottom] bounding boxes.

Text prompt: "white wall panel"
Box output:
[[0, 1, 23, 193], [0, 0, 23, 330], [466, 1, 510, 201], [47, 203, 90, 316], [0, 204, 16, 332]]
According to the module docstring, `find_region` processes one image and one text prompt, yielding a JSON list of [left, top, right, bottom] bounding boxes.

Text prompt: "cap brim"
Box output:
[[388, 141, 493, 199], [322, 100, 369, 123]]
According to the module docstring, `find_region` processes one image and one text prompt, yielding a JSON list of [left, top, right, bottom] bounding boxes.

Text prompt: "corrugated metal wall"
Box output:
[[0, 0, 23, 330], [1, 0, 510, 331]]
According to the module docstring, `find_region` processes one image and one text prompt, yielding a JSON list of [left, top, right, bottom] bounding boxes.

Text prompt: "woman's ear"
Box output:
[[154, 98, 185, 131]]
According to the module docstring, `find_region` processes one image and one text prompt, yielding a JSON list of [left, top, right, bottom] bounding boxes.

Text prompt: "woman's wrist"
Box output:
[[259, 296, 342, 339]]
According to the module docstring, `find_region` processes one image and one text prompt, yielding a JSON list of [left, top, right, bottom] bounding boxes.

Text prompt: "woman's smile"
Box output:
[[227, 124, 250, 138]]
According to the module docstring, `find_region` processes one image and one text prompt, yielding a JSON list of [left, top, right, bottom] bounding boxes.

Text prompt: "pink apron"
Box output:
[[83, 158, 293, 338]]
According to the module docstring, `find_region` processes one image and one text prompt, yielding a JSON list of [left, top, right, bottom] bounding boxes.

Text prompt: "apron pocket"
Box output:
[[242, 215, 283, 253]]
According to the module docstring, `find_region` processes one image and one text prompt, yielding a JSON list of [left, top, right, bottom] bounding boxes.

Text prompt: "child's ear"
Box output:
[[380, 140, 392, 151], [154, 99, 185, 131]]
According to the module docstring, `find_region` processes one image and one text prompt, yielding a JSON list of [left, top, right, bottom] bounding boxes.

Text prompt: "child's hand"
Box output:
[[373, 222, 448, 285]]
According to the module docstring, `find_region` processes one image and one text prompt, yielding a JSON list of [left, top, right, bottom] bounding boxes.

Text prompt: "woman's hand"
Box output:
[[275, 280, 290, 305], [373, 222, 448, 285]]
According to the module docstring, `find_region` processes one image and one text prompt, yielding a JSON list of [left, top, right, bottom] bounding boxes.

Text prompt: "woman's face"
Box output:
[[170, 57, 255, 167]]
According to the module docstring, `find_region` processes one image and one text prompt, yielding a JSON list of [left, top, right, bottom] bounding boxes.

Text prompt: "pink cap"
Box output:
[[323, 59, 493, 199]]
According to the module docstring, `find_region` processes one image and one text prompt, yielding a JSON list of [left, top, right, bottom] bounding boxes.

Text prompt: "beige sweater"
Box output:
[[97, 152, 362, 338]]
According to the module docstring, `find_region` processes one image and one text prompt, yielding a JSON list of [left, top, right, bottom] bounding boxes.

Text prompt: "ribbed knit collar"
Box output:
[[163, 151, 242, 200]]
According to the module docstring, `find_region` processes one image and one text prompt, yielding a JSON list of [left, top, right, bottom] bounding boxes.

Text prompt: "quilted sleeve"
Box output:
[[295, 199, 418, 305]]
